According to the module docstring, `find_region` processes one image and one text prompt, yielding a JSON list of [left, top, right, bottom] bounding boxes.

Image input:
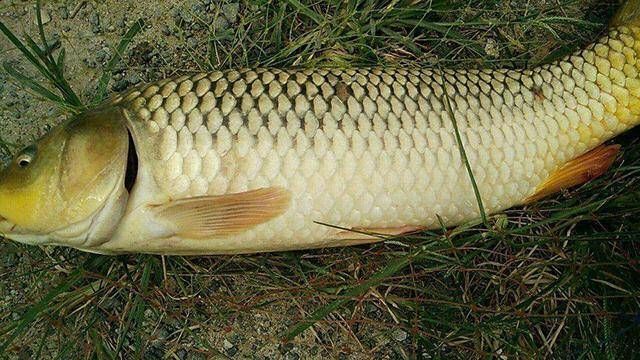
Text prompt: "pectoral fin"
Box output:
[[526, 144, 620, 203], [155, 187, 291, 238]]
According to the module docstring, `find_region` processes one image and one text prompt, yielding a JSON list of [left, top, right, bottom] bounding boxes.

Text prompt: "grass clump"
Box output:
[[0, 0, 638, 359]]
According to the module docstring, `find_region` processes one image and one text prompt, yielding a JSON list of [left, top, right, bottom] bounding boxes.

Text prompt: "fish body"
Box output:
[[1, 2, 640, 254]]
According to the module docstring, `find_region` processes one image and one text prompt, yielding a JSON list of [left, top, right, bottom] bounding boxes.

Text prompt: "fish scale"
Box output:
[[92, 25, 640, 253]]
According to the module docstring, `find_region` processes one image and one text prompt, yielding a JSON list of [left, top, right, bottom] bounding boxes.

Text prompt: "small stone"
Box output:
[[59, 6, 69, 20], [187, 36, 199, 48], [223, 339, 237, 356], [279, 343, 294, 354], [212, 17, 229, 32], [162, 25, 172, 36], [176, 349, 187, 360], [392, 328, 408, 342], [223, 339, 234, 350], [89, 12, 101, 33], [484, 38, 499, 58], [126, 74, 141, 85], [40, 10, 51, 25], [113, 79, 129, 92], [83, 58, 97, 69], [117, 17, 126, 35], [95, 47, 111, 64], [285, 351, 300, 360], [222, 3, 240, 22]]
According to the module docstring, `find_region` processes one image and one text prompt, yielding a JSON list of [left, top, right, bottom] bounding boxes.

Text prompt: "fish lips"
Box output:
[[0, 217, 50, 245], [0, 215, 18, 238]]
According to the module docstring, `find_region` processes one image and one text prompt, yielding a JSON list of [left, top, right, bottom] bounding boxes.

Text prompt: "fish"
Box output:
[[1, 2, 639, 255]]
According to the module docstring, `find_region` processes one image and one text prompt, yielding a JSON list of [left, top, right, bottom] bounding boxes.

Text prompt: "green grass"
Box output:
[[0, 0, 639, 359]]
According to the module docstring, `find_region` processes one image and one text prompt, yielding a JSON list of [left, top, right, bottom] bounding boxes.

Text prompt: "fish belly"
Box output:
[[109, 26, 640, 254]]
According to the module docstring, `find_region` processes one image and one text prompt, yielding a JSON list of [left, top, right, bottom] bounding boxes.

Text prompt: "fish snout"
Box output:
[[0, 215, 16, 235]]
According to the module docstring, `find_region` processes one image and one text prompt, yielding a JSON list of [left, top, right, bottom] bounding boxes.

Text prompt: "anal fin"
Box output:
[[526, 144, 620, 203], [154, 187, 291, 238]]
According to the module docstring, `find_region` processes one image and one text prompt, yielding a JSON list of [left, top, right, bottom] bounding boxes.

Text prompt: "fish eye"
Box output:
[[17, 154, 32, 168], [16, 146, 37, 168]]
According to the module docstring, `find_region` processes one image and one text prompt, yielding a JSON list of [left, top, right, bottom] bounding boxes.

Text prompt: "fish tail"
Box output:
[[591, 0, 640, 133], [612, 0, 640, 28]]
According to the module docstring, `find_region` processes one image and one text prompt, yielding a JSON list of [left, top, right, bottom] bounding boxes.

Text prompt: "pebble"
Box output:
[[162, 24, 172, 36], [285, 350, 300, 360], [82, 58, 97, 69], [112, 79, 129, 92], [95, 47, 111, 64], [213, 17, 229, 32], [223, 339, 237, 356], [58, 6, 69, 20], [89, 12, 101, 33], [485, 37, 500, 58], [126, 73, 141, 85], [279, 343, 294, 354], [222, 3, 240, 22], [187, 36, 199, 48], [35, 9, 51, 25], [392, 329, 409, 342], [176, 349, 187, 360], [117, 17, 126, 35]]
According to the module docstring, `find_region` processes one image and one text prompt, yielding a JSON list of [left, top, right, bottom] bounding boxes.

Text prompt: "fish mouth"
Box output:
[[0, 215, 17, 235]]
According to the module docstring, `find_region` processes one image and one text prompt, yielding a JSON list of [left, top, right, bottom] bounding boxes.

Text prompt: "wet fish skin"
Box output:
[[96, 24, 640, 254]]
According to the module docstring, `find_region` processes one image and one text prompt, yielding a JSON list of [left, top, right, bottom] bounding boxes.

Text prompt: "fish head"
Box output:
[[0, 108, 131, 249]]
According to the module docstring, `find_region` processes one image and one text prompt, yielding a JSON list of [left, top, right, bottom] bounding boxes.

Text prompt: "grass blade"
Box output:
[[0, 4, 83, 110], [438, 63, 488, 226], [0, 22, 49, 78], [35, 0, 56, 67], [0, 269, 83, 353], [94, 19, 145, 103], [2, 62, 66, 105], [285, 0, 324, 25], [284, 250, 415, 340]]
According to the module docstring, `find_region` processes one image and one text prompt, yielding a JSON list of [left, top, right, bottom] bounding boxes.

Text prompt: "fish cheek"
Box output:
[[57, 124, 128, 224]]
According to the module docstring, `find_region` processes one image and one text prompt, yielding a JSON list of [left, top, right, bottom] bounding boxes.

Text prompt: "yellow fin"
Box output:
[[526, 144, 620, 203], [155, 187, 291, 238]]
